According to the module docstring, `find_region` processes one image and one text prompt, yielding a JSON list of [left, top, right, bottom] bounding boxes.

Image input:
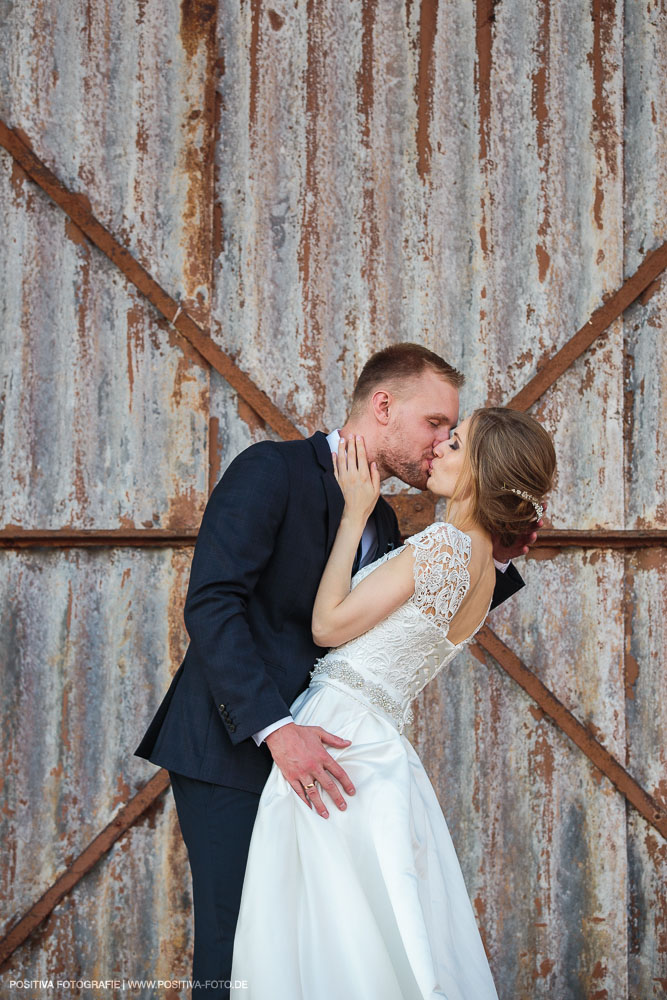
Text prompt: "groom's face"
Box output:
[[380, 371, 460, 490]]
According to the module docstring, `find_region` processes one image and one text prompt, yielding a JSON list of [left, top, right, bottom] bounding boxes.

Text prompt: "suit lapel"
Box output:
[[310, 432, 345, 553], [309, 432, 403, 558]]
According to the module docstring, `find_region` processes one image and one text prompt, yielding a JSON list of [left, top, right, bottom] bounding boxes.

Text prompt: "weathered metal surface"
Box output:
[[624, 0, 667, 533], [0, 143, 210, 533], [0, 1, 665, 998], [0, 121, 302, 442], [473, 626, 667, 839], [0, 0, 218, 327], [622, 6, 667, 989], [625, 548, 667, 997], [0, 547, 193, 980]]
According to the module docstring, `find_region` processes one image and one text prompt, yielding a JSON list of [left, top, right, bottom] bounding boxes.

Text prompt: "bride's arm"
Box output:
[[311, 436, 415, 647]]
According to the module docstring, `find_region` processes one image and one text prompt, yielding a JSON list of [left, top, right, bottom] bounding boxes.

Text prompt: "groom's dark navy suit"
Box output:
[[134, 431, 523, 996]]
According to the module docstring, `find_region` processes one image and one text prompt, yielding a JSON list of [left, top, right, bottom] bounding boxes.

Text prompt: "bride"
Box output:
[[230, 407, 556, 999]]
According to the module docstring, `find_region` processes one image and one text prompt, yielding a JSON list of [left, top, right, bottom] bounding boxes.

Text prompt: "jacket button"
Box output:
[[219, 704, 225, 711], [229, 723, 236, 732]]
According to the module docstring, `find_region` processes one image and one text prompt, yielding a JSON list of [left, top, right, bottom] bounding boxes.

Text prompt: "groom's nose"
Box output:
[[432, 426, 451, 447]]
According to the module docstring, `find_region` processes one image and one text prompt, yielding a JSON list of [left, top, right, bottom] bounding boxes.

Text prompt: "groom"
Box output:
[[134, 343, 532, 997]]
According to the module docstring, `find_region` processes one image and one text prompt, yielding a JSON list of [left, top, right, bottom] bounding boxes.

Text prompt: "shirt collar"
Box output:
[[326, 428, 341, 452]]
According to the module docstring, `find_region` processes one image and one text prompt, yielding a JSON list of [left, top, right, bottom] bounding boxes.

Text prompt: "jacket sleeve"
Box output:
[[489, 561, 525, 611], [183, 441, 293, 745]]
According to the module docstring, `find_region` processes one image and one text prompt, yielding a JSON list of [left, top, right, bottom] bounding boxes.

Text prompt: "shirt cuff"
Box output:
[[252, 715, 294, 747], [493, 558, 511, 573]]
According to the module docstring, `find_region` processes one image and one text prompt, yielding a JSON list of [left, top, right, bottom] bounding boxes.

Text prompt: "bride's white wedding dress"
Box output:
[[230, 522, 499, 999]]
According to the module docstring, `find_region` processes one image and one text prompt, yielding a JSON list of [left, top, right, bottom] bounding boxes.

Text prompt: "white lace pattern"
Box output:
[[309, 522, 489, 733]]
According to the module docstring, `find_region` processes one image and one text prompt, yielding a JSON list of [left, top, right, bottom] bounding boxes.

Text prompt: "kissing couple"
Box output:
[[135, 342, 556, 999]]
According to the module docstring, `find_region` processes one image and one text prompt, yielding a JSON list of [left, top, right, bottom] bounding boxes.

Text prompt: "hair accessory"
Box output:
[[504, 485, 544, 521]]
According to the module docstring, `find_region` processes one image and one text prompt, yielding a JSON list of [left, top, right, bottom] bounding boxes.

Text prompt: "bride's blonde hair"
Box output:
[[448, 408, 556, 547]]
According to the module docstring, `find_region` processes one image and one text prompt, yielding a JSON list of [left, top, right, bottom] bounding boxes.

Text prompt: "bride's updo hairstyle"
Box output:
[[449, 408, 556, 547]]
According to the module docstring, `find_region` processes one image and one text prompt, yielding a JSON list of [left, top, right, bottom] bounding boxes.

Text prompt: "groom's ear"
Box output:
[[370, 389, 392, 425]]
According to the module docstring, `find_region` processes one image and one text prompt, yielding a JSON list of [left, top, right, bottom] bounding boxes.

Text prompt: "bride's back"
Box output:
[[445, 527, 496, 646]]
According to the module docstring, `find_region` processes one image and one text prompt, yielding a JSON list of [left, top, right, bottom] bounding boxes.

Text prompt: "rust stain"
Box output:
[[248, 0, 262, 139], [9, 157, 27, 199], [588, 0, 619, 230], [295, 0, 329, 432], [532, 0, 551, 282], [110, 773, 132, 813], [357, 0, 380, 345], [179, 0, 219, 328], [593, 172, 605, 231], [534, 956, 555, 980], [212, 82, 224, 260], [165, 486, 204, 533], [64, 216, 89, 250], [415, 0, 438, 181], [208, 415, 221, 493], [267, 8, 284, 31], [167, 551, 193, 674], [475, 0, 496, 165], [623, 557, 639, 701], [357, 0, 377, 146], [475, 0, 496, 270], [125, 302, 145, 411], [65, 579, 73, 632], [179, 0, 217, 60]]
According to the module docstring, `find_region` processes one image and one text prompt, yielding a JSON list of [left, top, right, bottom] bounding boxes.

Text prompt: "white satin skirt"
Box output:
[[230, 679, 499, 1000]]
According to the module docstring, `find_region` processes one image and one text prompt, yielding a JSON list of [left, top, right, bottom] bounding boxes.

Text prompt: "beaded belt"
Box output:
[[309, 657, 413, 733]]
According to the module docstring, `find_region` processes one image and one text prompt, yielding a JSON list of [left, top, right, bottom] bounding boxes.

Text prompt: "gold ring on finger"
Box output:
[[304, 782, 316, 789]]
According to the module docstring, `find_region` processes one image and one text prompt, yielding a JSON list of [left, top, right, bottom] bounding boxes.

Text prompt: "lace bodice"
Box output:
[[309, 522, 490, 732]]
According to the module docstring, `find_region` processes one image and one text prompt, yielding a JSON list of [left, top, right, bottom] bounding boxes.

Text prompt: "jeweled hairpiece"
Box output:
[[504, 485, 544, 521]]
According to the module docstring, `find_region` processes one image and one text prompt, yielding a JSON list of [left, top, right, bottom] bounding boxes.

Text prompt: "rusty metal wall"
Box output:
[[1, 1, 665, 998]]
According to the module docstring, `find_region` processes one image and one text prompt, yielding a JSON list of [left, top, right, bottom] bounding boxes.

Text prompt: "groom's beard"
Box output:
[[379, 445, 432, 491]]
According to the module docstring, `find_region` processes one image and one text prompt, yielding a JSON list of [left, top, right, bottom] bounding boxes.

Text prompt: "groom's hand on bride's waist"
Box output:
[[265, 722, 356, 819]]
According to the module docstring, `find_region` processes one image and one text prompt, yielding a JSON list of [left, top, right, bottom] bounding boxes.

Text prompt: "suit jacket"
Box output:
[[134, 431, 524, 793]]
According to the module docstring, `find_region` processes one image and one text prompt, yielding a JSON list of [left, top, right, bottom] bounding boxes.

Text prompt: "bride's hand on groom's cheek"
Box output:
[[333, 435, 380, 520]]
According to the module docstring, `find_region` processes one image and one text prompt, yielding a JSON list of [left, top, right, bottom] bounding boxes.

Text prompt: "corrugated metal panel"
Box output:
[[1, 548, 192, 982], [0, 0, 665, 997], [625, 548, 667, 997], [623, 6, 667, 992]]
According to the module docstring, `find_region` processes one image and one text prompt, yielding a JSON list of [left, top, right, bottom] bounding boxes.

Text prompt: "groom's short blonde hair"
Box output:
[[350, 343, 464, 414]]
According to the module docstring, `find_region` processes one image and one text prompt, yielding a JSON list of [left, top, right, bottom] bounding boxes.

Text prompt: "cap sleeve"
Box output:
[[404, 522, 471, 635]]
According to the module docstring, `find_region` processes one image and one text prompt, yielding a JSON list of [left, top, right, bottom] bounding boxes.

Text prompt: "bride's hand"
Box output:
[[333, 435, 380, 523]]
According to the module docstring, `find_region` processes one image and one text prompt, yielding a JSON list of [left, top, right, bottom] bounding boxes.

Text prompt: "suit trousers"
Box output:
[[169, 771, 261, 999]]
